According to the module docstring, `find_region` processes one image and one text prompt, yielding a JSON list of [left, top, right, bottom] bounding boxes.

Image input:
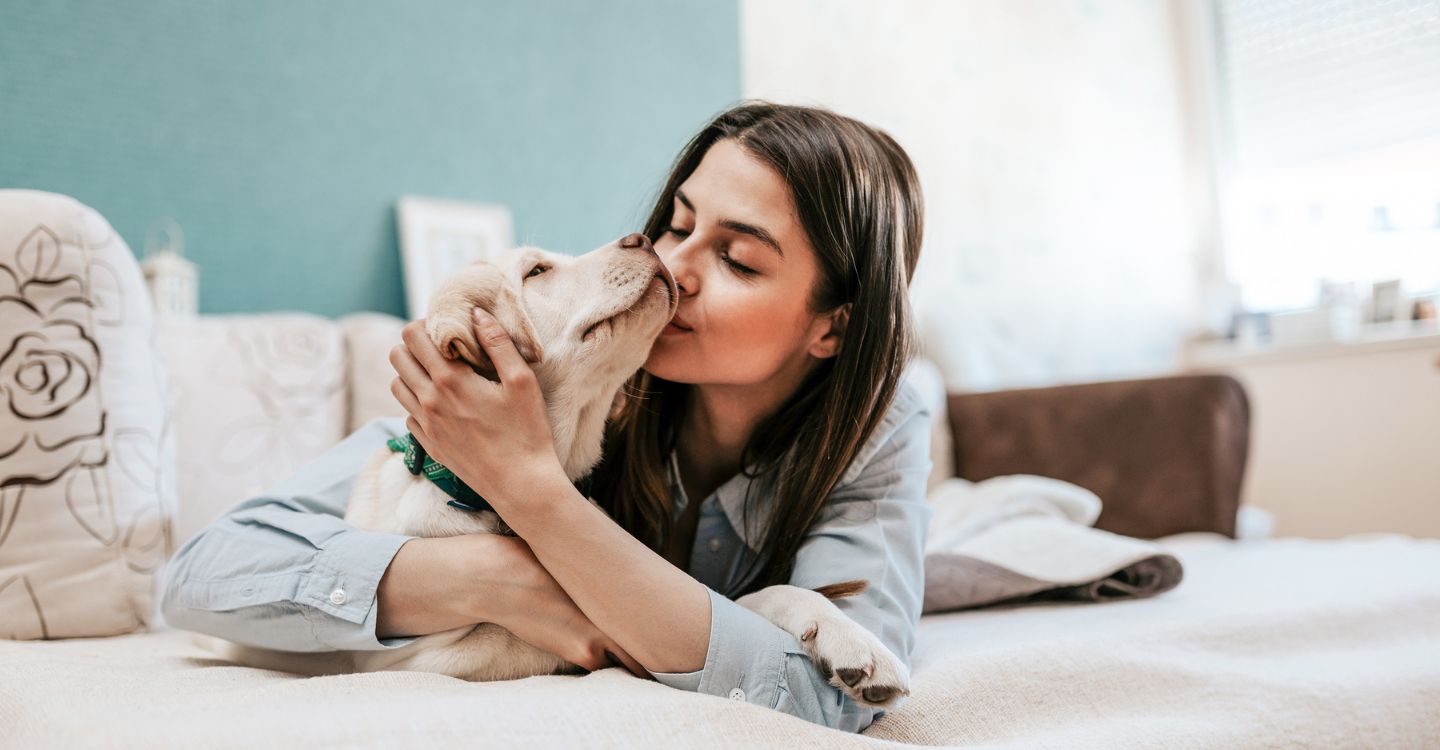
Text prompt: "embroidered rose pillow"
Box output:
[[0, 190, 177, 639]]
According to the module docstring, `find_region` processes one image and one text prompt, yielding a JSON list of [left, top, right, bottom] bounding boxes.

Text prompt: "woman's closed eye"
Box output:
[[664, 226, 758, 276], [722, 251, 758, 275]]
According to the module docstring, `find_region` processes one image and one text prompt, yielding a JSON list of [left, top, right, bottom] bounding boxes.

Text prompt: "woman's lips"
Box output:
[[662, 319, 691, 335]]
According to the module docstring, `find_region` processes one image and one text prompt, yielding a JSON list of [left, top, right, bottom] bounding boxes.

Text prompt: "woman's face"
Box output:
[[644, 138, 838, 387]]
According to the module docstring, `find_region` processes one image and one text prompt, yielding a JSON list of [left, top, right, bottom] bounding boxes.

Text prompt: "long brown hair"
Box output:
[[588, 101, 924, 598]]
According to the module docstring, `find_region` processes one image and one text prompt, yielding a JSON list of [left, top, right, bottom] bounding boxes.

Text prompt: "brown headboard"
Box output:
[[945, 374, 1250, 539]]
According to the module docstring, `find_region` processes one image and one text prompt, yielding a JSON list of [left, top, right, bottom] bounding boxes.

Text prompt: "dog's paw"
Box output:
[[798, 616, 911, 708]]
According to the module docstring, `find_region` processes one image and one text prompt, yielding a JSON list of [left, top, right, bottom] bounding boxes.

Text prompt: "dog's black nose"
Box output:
[[619, 232, 653, 253]]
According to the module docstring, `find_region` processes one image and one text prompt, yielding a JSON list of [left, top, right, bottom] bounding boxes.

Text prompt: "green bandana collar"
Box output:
[[386, 433, 593, 516]]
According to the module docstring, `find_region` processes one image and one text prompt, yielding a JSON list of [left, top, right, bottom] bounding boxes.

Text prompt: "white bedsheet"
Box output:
[[2, 533, 1437, 749]]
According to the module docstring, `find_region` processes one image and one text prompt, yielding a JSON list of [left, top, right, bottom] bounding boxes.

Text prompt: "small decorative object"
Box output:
[[1414, 298, 1437, 322], [140, 218, 197, 318], [1230, 310, 1270, 347], [1368, 279, 1405, 324], [1317, 279, 1362, 341], [396, 196, 514, 321]]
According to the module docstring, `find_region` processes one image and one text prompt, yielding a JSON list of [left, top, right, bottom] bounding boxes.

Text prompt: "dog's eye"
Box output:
[[525, 264, 549, 279]]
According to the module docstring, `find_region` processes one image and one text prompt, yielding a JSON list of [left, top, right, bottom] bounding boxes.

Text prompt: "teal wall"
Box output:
[[0, 1, 739, 317]]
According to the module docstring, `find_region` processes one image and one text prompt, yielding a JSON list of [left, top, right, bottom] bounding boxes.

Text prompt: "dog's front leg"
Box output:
[[734, 582, 911, 708]]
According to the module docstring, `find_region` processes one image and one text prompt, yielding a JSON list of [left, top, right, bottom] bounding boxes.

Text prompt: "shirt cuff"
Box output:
[[650, 586, 796, 709], [649, 587, 884, 732], [299, 528, 423, 651]]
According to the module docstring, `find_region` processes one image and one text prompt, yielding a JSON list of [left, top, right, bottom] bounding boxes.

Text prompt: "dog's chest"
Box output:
[[374, 452, 508, 538]]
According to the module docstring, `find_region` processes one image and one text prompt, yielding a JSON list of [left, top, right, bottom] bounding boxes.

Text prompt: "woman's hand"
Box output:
[[389, 309, 565, 508], [483, 535, 651, 679], [391, 312, 649, 677]]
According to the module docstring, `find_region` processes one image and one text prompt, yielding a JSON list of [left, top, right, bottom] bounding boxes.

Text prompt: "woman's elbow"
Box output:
[[157, 545, 198, 629], [778, 653, 885, 733], [779, 691, 881, 733], [157, 523, 229, 630]]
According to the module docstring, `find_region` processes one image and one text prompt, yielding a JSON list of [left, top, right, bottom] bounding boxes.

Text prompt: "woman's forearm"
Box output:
[[375, 533, 512, 639], [494, 471, 712, 674]]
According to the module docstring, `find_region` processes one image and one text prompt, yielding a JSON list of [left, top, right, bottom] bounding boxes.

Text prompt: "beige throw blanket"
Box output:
[[922, 475, 1183, 613]]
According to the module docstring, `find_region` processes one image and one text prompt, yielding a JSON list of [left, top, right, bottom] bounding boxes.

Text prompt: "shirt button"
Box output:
[[329, 588, 347, 605], [708, 538, 722, 552], [729, 688, 746, 701]]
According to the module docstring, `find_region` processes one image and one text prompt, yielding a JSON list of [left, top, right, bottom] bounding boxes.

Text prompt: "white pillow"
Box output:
[[155, 313, 347, 550], [338, 311, 408, 433], [902, 356, 955, 494], [0, 190, 177, 639]]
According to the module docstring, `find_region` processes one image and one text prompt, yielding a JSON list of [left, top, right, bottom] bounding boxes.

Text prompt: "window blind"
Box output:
[[1216, 0, 1440, 172]]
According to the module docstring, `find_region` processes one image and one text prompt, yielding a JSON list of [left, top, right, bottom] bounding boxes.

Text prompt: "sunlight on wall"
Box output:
[[741, 0, 1208, 391]]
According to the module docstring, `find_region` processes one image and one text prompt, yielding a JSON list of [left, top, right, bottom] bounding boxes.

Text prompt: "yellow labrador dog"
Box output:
[[196, 233, 909, 707]]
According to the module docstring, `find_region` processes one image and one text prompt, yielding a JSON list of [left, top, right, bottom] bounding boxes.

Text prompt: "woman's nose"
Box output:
[[645, 230, 694, 294], [619, 232, 655, 256]]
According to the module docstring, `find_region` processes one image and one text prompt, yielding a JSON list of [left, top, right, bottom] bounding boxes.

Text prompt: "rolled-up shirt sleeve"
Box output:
[[652, 393, 934, 733], [159, 416, 424, 653]]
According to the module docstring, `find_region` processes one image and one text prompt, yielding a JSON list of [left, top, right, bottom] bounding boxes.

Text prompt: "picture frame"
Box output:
[[396, 196, 515, 321], [1368, 279, 1404, 324]]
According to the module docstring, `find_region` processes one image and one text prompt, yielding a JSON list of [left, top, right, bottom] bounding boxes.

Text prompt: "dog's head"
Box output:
[[422, 233, 679, 477]]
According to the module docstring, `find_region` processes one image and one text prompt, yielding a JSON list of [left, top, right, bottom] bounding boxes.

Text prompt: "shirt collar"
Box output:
[[664, 378, 927, 552], [667, 447, 776, 552]]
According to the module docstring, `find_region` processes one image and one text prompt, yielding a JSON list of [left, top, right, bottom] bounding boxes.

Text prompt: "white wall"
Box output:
[[742, 0, 1221, 392]]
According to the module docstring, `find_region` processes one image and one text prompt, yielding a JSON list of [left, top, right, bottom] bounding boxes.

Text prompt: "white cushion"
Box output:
[[902, 356, 955, 494], [0, 189, 177, 639], [337, 311, 408, 434], [155, 313, 346, 550]]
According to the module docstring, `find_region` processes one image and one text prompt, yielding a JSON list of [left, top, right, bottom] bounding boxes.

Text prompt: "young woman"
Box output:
[[161, 101, 933, 734]]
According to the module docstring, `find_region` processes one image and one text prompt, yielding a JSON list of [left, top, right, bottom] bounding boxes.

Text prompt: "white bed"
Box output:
[[5, 531, 1436, 749]]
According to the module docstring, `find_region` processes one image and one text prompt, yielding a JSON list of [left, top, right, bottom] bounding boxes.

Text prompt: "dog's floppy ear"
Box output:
[[424, 259, 544, 381]]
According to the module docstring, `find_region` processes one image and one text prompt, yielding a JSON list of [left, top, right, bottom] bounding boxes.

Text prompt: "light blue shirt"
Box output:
[[160, 378, 933, 734]]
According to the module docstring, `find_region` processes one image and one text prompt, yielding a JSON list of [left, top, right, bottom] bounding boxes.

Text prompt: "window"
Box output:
[[1213, 0, 1440, 314]]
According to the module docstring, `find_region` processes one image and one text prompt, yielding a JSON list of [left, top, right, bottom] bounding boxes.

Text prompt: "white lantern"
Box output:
[[140, 218, 197, 318]]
